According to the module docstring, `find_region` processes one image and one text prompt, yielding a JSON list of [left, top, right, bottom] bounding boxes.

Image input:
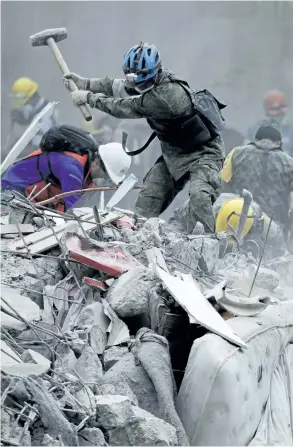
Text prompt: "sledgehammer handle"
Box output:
[[46, 37, 92, 121]]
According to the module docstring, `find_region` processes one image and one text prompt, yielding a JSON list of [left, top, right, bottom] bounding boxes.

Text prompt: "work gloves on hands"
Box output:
[[63, 72, 89, 91]]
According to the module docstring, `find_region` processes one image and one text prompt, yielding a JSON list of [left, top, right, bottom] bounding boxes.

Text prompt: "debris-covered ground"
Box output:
[[1, 198, 293, 446]]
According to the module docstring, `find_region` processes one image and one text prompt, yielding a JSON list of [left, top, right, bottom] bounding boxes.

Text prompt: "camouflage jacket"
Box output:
[[86, 70, 224, 180], [221, 140, 293, 225]]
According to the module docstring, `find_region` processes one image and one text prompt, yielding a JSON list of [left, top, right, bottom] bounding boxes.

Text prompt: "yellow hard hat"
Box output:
[[216, 198, 254, 237], [11, 77, 38, 107]]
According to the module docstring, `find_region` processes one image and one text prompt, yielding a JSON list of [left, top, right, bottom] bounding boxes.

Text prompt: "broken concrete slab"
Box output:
[[79, 427, 108, 446], [54, 344, 77, 376], [104, 352, 160, 417], [103, 346, 129, 371], [96, 378, 138, 406], [0, 223, 35, 235], [108, 404, 178, 446], [41, 434, 65, 446], [95, 395, 134, 429], [75, 346, 103, 384], [105, 267, 158, 318], [1, 285, 40, 323]]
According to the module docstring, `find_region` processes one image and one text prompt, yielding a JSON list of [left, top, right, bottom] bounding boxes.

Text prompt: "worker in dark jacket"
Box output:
[[1, 125, 131, 212], [63, 42, 226, 233]]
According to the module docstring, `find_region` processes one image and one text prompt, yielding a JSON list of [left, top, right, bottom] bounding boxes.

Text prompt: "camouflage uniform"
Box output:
[[222, 140, 293, 227], [85, 70, 225, 232]]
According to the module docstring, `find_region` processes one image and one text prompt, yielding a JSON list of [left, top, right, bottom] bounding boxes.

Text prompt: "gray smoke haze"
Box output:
[[1, 1, 293, 213], [2, 1, 293, 134]]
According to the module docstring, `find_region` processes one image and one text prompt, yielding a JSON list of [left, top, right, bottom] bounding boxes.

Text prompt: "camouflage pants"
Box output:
[[135, 156, 223, 233]]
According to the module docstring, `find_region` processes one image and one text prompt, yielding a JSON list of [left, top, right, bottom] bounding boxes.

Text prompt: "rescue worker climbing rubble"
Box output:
[[246, 90, 293, 157], [1, 125, 131, 212], [5, 77, 59, 158], [222, 120, 293, 253], [63, 42, 226, 233]]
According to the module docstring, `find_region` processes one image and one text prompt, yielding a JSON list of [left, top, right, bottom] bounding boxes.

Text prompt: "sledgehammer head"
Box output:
[[30, 28, 67, 46]]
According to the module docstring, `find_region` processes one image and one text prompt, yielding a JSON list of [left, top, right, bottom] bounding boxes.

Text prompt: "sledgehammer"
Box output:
[[30, 28, 92, 121]]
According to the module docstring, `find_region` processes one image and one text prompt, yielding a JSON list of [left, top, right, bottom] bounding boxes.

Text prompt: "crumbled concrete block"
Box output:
[[103, 346, 129, 371], [255, 266, 280, 290], [79, 427, 108, 446], [166, 236, 219, 274], [95, 395, 134, 429], [106, 268, 158, 318], [96, 378, 138, 406], [104, 352, 160, 417], [75, 346, 103, 384], [108, 405, 178, 446]]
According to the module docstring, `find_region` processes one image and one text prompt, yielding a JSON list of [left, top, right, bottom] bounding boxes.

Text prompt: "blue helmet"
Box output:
[[123, 43, 161, 83]]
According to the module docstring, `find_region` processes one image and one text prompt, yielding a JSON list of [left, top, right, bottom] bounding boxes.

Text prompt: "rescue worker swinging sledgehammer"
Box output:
[[63, 42, 226, 234]]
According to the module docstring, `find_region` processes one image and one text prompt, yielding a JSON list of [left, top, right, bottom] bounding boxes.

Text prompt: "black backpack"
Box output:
[[40, 124, 99, 173]]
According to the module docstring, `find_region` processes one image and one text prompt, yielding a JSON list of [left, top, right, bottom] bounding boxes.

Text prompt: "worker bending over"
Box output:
[[1, 125, 130, 212]]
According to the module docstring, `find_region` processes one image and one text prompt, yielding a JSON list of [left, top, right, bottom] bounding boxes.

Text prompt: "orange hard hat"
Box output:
[[264, 90, 287, 116]]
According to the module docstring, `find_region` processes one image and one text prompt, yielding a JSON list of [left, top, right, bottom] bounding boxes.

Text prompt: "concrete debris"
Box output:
[[95, 394, 134, 429], [1, 203, 292, 446], [106, 267, 158, 318], [108, 405, 178, 446], [96, 377, 138, 405], [1, 285, 40, 323], [79, 427, 108, 446], [75, 346, 104, 384], [103, 346, 129, 371], [104, 352, 161, 417]]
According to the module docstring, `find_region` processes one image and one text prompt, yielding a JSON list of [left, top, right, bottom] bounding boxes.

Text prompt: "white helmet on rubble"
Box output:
[[98, 142, 131, 185]]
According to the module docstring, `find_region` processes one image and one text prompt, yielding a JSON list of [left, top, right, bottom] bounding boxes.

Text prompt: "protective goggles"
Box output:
[[125, 73, 156, 94]]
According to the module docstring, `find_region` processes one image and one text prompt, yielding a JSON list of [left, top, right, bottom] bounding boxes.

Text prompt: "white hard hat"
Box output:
[[98, 142, 131, 185]]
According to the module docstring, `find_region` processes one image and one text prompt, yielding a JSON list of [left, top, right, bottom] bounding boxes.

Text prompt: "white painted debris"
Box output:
[[1, 285, 40, 323], [106, 174, 138, 210], [155, 265, 247, 348], [0, 224, 35, 235], [7, 210, 123, 254], [1, 311, 26, 331], [0, 101, 58, 175], [103, 301, 130, 346], [21, 349, 51, 371], [0, 339, 23, 367]]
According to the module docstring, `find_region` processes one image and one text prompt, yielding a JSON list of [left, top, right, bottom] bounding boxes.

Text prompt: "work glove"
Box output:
[[70, 90, 91, 106], [63, 72, 89, 91]]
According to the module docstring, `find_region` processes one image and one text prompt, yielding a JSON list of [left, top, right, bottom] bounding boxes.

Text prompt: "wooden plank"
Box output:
[[0, 224, 35, 235], [8, 211, 123, 255], [155, 265, 247, 348]]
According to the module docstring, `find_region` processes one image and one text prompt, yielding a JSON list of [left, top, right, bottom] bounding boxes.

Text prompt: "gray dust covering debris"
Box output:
[[1, 202, 292, 446]]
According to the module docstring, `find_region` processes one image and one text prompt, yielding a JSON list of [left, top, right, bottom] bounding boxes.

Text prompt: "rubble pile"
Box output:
[[1, 203, 292, 446]]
